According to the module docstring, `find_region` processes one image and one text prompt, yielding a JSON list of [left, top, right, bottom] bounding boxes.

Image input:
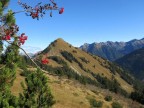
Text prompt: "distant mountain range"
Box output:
[[115, 47, 144, 80], [80, 38, 144, 61]]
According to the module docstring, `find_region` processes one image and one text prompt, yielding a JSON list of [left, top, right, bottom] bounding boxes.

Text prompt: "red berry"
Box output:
[[41, 59, 49, 64], [59, 8, 64, 14]]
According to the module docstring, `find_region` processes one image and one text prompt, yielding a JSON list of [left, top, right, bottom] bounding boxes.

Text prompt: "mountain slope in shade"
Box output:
[[35, 38, 134, 93], [80, 38, 144, 61], [115, 47, 144, 80]]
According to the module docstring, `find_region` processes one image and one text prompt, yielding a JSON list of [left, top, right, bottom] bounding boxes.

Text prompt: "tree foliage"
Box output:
[[0, 0, 19, 107], [19, 68, 55, 108]]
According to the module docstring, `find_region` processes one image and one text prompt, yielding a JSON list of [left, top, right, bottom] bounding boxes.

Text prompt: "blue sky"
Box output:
[[9, 0, 144, 50]]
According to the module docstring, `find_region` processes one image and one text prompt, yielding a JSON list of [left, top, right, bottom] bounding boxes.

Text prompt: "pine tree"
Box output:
[[0, 0, 22, 107], [0, 20, 19, 108], [19, 68, 55, 108]]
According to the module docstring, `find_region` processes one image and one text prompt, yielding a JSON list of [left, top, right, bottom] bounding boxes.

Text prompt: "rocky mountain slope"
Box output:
[[80, 38, 144, 61]]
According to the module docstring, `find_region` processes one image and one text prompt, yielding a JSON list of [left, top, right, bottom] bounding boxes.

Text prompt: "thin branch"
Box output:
[[5, 40, 40, 68], [13, 10, 26, 14], [0, 65, 6, 70]]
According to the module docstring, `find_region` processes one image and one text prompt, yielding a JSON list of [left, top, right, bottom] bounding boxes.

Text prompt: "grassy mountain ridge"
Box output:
[[12, 38, 144, 107], [35, 38, 134, 94]]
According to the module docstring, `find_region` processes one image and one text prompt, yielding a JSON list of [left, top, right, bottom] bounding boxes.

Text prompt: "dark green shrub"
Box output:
[[20, 69, 31, 77], [105, 95, 112, 102], [61, 51, 76, 63], [48, 56, 67, 66], [72, 50, 77, 53], [112, 102, 123, 108], [90, 72, 128, 96], [61, 51, 87, 71], [79, 57, 89, 64], [89, 98, 103, 108]]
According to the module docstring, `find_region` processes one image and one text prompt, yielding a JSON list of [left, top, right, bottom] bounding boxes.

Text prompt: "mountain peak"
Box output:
[[41, 38, 73, 55], [52, 38, 68, 46], [55, 38, 65, 42]]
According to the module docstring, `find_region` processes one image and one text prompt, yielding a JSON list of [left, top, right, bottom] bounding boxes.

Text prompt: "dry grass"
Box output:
[[11, 69, 25, 96], [45, 73, 143, 108], [11, 68, 143, 108]]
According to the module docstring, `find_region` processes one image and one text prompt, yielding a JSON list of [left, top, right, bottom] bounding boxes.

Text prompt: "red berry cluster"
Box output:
[[41, 58, 49, 64], [2, 35, 11, 40], [0, 24, 28, 46], [18, 33, 28, 45], [41, 54, 49, 64], [18, 0, 64, 20], [1, 24, 19, 40]]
